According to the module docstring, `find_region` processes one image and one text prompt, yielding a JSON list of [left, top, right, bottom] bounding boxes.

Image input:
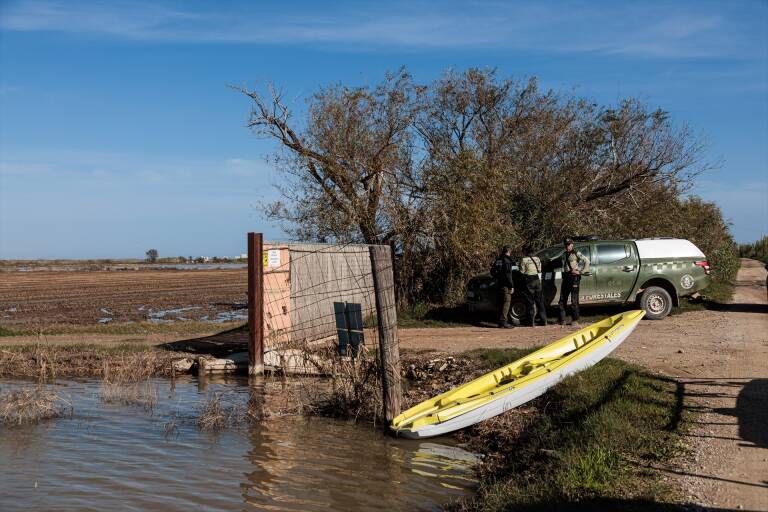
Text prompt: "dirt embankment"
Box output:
[[0, 268, 247, 325]]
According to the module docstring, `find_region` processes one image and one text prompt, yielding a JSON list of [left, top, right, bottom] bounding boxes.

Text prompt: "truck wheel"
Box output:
[[640, 286, 672, 320], [509, 297, 527, 325]]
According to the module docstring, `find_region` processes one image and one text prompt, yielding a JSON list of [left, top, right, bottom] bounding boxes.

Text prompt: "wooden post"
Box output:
[[248, 232, 264, 375], [369, 244, 402, 422]]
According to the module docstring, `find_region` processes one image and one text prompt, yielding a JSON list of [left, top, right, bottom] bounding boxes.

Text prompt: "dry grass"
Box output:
[[288, 347, 384, 422], [0, 342, 188, 379], [0, 388, 72, 426], [197, 392, 245, 432], [162, 415, 179, 438], [99, 357, 160, 412], [100, 379, 159, 412], [196, 377, 304, 432]]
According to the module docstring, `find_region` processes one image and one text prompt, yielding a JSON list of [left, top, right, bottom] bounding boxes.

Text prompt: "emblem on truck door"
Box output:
[[680, 274, 694, 289]]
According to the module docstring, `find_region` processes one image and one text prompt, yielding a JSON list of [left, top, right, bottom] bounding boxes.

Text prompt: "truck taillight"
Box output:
[[695, 261, 710, 274]]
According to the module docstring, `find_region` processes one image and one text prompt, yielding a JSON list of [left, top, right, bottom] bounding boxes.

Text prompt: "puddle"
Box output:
[[147, 306, 203, 320], [0, 377, 478, 511], [211, 309, 248, 323]]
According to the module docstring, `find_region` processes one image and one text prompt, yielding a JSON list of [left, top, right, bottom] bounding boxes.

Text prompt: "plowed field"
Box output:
[[0, 269, 247, 326]]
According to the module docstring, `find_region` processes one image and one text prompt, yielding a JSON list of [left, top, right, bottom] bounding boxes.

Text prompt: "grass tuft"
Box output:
[[197, 392, 244, 432], [0, 388, 73, 425]]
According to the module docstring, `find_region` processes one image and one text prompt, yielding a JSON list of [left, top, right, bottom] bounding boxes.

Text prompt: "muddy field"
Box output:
[[0, 268, 248, 326]]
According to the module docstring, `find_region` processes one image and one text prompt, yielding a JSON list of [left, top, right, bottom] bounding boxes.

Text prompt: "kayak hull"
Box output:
[[392, 311, 643, 439]]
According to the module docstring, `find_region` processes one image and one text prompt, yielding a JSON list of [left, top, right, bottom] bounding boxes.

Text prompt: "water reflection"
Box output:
[[0, 377, 477, 511]]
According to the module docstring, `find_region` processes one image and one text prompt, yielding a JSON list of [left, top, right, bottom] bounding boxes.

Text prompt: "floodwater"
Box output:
[[0, 377, 478, 511]]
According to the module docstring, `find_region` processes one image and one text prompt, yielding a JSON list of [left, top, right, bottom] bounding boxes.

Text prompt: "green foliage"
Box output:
[[457, 357, 688, 510], [739, 235, 768, 263], [461, 347, 534, 368], [675, 197, 739, 288]]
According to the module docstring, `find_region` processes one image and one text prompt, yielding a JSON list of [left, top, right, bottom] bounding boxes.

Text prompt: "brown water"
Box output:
[[0, 377, 478, 511]]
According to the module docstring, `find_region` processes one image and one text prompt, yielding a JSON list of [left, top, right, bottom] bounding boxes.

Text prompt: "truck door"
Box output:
[[592, 243, 638, 303], [540, 244, 596, 305], [575, 243, 596, 304]]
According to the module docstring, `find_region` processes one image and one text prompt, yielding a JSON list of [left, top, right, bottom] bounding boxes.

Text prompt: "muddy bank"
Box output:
[[0, 344, 191, 379]]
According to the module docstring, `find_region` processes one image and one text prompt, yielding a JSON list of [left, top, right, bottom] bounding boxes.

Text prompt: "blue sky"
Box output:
[[0, 0, 766, 259]]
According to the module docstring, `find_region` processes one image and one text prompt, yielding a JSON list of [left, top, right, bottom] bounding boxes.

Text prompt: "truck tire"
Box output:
[[509, 297, 527, 325], [639, 286, 673, 320]]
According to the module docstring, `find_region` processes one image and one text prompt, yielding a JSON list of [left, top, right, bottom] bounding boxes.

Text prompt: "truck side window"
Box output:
[[597, 244, 629, 264]]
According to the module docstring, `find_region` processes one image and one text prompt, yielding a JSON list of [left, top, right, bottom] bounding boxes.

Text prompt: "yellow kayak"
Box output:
[[391, 310, 645, 439]]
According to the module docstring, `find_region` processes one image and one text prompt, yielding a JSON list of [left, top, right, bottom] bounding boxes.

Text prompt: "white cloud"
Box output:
[[1, 0, 764, 59], [0, 147, 278, 199]]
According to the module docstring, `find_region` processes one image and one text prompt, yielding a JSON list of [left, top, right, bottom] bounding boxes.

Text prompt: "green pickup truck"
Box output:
[[466, 238, 711, 321]]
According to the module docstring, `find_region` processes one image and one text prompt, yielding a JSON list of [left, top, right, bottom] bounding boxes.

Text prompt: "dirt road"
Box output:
[[399, 259, 768, 510]]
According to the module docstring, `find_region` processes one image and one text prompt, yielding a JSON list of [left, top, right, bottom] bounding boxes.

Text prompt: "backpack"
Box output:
[[490, 257, 504, 279]]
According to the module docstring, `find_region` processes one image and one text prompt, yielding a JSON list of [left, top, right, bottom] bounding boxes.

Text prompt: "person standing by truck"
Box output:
[[520, 244, 548, 326], [491, 245, 516, 328], [559, 238, 590, 326]]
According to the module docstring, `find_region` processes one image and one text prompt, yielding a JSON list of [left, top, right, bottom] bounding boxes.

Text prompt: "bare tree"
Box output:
[[237, 68, 424, 245]]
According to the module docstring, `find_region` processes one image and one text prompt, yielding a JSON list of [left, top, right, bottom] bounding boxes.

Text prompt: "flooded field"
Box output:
[[0, 376, 478, 511], [0, 268, 247, 325]]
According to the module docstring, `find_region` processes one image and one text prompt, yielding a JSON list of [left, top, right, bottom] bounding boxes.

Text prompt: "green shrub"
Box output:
[[738, 235, 768, 263]]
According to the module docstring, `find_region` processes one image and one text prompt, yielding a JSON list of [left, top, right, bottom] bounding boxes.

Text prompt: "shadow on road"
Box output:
[[501, 497, 761, 511], [713, 378, 768, 449], [701, 302, 768, 314]]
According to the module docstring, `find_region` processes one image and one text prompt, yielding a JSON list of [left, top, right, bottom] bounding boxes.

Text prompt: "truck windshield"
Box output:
[[536, 246, 564, 264]]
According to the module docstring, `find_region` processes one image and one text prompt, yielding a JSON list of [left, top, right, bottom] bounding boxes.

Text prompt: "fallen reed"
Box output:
[[197, 392, 245, 432], [99, 357, 160, 412], [0, 387, 73, 426]]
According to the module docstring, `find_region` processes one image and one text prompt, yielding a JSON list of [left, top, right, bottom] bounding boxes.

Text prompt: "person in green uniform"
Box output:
[[520, 244, 548, 326], [558, 238, 590, 326]]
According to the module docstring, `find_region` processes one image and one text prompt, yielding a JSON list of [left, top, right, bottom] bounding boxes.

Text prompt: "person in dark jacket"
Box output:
[[491, 246, 516, 328]]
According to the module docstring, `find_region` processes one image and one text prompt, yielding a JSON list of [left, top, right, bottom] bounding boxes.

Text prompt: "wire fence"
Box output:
[[260, 241, 397, 360]]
